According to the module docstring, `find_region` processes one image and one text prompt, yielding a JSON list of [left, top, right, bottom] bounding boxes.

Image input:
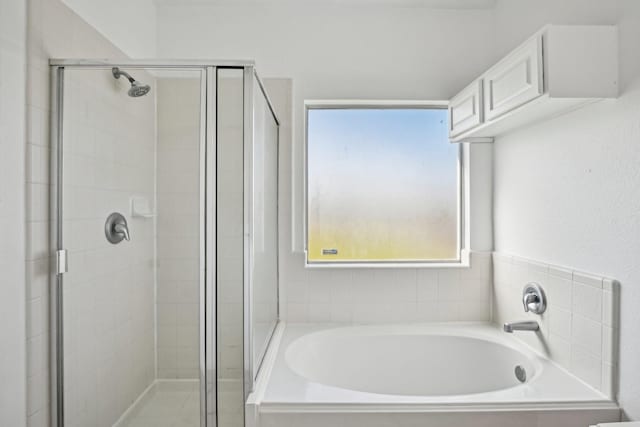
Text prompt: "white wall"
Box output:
[[0, 0, 27, 425], [156, 2, 496, 325], [492, 0, 640, 420], [61, 0, 157, 58], [156, 2, 496, 253]]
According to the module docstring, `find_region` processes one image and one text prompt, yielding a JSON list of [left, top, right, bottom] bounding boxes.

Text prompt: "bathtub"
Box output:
[[246, 323, 619, 427]]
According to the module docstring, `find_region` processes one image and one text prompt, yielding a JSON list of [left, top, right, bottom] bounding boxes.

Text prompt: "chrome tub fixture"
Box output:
[[522, 282, 546, 314], [504, 283, 547, 333], [503, 321, 540, 333]]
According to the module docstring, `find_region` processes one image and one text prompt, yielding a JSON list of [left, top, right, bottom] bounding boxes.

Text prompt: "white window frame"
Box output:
[[303, 100, 471, 268]]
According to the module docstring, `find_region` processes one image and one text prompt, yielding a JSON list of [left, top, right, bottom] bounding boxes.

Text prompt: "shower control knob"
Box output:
[[522, 282, 546, 314], [105, 212, 131, 244]]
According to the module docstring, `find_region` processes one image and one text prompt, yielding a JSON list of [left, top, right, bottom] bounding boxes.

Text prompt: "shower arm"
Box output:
[[112, 67, 135, 83]]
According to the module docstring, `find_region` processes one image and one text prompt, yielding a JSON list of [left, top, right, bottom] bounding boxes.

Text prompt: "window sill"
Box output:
[[304, 250, 471, 269]]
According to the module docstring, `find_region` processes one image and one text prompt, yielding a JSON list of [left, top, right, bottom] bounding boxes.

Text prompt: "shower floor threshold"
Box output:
[[113, 379, 200, 427]]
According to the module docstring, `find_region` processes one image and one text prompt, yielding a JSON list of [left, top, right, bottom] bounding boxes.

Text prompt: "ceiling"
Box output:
[[61, 0, 496, 58]]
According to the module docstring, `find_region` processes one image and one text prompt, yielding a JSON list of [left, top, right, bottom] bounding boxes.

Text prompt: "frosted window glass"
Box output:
[[306, 108, 459, 263]]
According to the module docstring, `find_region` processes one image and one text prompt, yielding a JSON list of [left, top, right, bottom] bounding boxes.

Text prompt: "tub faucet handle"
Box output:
[[521, 283, 546, 314], [522, 292, 538, 312]]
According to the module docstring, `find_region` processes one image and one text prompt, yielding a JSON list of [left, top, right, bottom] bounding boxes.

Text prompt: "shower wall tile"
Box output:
[[282, 251, 493, 324], [492, 252, 619, 399], [156, 78, 202, 380], [0, 6, 28, 425]]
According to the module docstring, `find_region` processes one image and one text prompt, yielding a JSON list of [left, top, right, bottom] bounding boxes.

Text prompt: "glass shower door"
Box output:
[[248, 74, 279, 383], [215, 67, 280, 425], [55, 65, 210, 427]]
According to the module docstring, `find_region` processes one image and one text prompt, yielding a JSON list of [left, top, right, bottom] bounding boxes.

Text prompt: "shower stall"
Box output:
[[49, 60, 279, 427]]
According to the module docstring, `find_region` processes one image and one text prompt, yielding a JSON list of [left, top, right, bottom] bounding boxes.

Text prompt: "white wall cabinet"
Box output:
[[483, 36, 543, 122], [449, 79, 483, 138], [449, 25, 618, 142]]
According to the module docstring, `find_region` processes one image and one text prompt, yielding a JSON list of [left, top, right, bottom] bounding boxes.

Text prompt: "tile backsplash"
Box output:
[[281, 251, 493, 324], [493, 252, 619, 399]]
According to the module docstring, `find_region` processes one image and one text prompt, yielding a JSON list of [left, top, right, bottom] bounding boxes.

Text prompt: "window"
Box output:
[[305, 103, 463, 265]]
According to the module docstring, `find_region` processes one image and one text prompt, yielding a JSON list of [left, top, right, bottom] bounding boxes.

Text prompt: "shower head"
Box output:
[[112, 67, 151, 97], [128, 80, 151, 97]]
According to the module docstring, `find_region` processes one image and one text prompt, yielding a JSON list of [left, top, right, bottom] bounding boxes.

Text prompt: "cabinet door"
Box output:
[[484, 35, 543, 121], [449, 79, 483, 138]]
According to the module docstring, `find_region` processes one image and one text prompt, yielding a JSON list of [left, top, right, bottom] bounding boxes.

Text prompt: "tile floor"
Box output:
[[117, 381, 200, 427]]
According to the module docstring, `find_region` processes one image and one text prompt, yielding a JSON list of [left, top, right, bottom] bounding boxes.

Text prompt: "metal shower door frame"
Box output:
[[48, 60, 253, 427], [49, 59, 280, 427]]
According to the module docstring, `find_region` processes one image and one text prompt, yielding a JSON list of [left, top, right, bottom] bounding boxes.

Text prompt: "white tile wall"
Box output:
[[156, 78, 202, 380], [24, 1, 143, 425], [0, 0, 27, 425], [281, 252, 493, 324], [493, 252, 619, 399], [59, 66, 157, 427]]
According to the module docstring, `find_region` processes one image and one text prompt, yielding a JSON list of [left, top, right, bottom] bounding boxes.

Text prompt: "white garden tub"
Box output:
[[246, 323, 619, 427]]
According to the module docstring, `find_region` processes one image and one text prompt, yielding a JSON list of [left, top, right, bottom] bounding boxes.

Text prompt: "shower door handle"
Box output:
[[56, 249, 68, 274]]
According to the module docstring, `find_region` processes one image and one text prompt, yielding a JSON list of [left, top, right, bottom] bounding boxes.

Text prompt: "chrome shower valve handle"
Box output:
[[522, 282, 546, 314], [522, 292, 539, 311], [105, 212, 131, 244]]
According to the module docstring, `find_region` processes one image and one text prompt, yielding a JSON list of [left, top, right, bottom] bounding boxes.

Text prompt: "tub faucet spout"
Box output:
[[503, 321, 539, 333]]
